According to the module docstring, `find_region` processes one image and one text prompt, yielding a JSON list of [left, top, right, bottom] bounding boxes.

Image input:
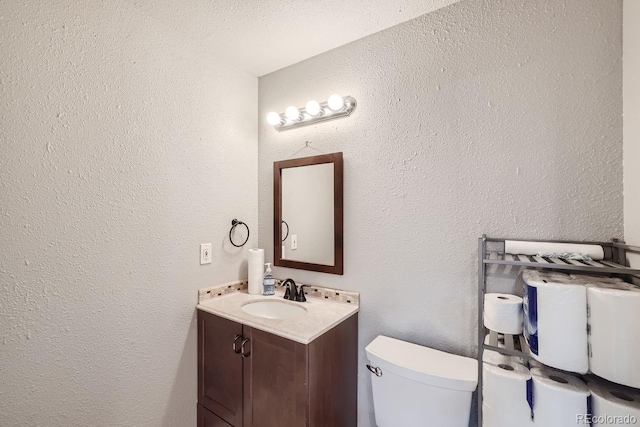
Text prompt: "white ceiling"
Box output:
[[129, 0, 462, 76]]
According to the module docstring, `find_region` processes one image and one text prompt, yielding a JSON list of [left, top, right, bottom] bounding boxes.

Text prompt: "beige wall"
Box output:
[[258, 1, 623, 425], [624, 0, 640, 267], [0, 1, 257, 425]]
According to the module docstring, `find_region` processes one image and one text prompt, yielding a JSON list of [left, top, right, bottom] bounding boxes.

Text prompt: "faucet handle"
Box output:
[[295, 285, 310, 302]]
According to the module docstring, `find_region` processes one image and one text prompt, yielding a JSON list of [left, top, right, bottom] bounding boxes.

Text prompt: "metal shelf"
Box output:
[[483, 252, 640, 276], [483, 330, 533, 360], [477, 236, 640, 427]]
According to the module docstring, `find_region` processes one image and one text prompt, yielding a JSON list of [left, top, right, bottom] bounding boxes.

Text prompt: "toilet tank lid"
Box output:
[[365, 335, 478, 392]]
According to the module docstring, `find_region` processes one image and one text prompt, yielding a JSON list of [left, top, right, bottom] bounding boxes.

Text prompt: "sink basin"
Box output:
[[241, 300, 307, 320]]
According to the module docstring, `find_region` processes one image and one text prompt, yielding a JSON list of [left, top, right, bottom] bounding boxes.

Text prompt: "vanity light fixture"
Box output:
[[267, 111, 284, 126], [285, 106, 303, 121], [327, 94, 345, 111], [267, 94, 357, 131], [305, 100, 322, 117]]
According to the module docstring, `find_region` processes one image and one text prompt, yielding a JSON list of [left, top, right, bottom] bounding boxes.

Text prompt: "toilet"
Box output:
[[365, 335, 478, 427]]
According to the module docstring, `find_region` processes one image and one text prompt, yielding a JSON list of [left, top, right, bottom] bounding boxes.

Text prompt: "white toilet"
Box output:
[[365, 335, 478, 427]]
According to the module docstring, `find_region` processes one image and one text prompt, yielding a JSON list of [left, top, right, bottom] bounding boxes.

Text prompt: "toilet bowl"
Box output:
[[365, 335, 478, 427]]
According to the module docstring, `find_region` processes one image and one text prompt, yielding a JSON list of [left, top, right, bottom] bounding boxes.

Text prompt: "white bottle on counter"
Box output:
[[263, 263, 275, 296]]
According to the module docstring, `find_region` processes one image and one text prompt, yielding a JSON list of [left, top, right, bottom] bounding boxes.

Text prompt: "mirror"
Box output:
[[274, 152, 343, 274]]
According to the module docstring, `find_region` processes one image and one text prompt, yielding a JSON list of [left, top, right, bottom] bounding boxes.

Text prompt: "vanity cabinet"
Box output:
[[197, 310, 358, 427]]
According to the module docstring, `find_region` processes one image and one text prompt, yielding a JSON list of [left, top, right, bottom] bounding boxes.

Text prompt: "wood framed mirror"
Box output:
[[274, 152, 343, 275]]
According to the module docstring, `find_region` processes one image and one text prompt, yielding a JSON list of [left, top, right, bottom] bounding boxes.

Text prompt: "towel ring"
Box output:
[[282, 220, 289, 242], [229, 219, 250, 247]]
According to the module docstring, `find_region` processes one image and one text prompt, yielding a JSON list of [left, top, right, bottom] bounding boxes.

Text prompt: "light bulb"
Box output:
[[285, 106, 301, 121], [267, 112, 282, 126], [305, 100, 322, 116], [327, 94, 344, 111]]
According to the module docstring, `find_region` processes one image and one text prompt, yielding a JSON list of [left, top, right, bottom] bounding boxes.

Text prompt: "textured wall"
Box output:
[[624, 0, 640, 267], [0, 1, 257, 426], [258, 1, 623, 425]]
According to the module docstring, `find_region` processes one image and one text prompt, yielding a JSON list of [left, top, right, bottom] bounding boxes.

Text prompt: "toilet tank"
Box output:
[[365, 335, 478, 427]]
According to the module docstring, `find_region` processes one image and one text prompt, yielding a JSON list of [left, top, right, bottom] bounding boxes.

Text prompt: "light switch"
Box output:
[[291, 235, 298, 250]]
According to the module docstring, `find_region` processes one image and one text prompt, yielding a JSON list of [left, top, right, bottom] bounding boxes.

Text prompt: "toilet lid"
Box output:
[[365, 335, 478, 392]]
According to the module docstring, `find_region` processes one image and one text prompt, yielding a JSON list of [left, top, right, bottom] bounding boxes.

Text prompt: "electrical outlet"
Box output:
[[291, 235, 298, 250], [200, 243, 212, 264]]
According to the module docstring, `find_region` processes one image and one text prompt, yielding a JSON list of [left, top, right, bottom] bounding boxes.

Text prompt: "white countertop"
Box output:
[[196, 288, 359, 344]]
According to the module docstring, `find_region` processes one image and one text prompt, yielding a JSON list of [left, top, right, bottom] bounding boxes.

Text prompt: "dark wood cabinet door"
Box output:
[[198, 404, 232, 427], [242, 326, 308, 427], [198, 311, 244, 427]]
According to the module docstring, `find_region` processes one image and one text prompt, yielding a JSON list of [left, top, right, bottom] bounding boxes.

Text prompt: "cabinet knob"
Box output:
[[241, 338, 251, 358], [233, 334, 242, 354]]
